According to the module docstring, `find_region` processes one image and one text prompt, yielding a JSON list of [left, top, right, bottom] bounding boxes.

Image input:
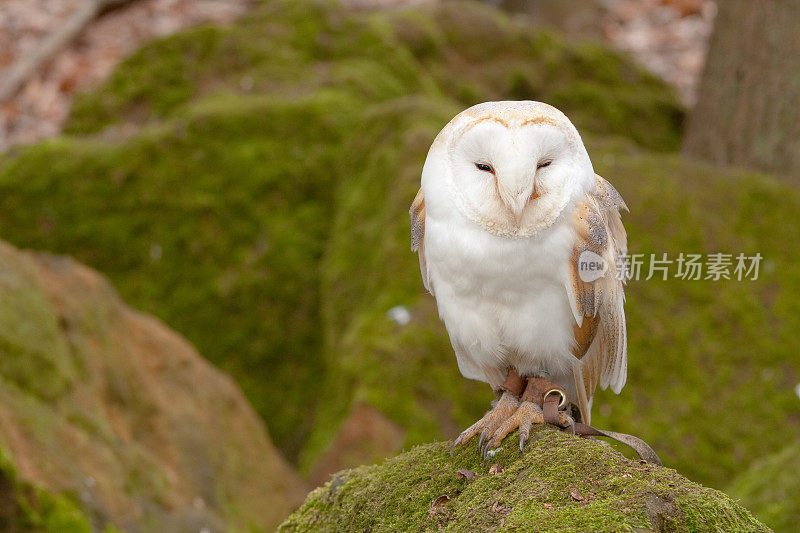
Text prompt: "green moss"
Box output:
[[65, 1, 682, 151], [727, 440, 800, 532], [36, 496, 92, 533], [0, 448, 91, 533], [0, 247, 77, 402], [0, 92, 356, 458], [281, 428, 768, 532]]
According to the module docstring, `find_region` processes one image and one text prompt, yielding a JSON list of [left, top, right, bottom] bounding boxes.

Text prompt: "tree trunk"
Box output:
[[682, 1, 800, 177]]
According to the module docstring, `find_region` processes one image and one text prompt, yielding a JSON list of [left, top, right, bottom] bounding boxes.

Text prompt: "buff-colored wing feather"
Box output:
[[410, 187, 431, 294], [565, 174, 628, 425]]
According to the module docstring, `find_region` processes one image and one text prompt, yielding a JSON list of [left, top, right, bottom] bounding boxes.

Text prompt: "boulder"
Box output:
[[0, 240, 306, 531], [282, 427, 768, 532]]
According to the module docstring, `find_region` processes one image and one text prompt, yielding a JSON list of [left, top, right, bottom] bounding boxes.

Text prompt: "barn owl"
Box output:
[[410, 101, 628, 455]]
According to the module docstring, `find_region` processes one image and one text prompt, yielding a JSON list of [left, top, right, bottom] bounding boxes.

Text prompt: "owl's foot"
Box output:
[[450, 391, 519, 455], [481, 400, 543, 456], [481, 377, 574, 458], [450, 370, 525, 455]]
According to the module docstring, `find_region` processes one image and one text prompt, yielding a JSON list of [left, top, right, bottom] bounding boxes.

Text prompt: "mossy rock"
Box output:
[[0, 239, 306, 531], [281, 428, 769, 532], [65, 0, 682, 152]]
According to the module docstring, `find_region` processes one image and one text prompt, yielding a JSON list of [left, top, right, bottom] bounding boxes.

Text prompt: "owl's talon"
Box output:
[[483, 437, 496, 458], [481, 400, 544, 455], [451, 391, 519, 454], [477, 430, 486, 452], [519, 416, 533, 452], [483, 439, 504, 459], [452, 378, 576, 456]]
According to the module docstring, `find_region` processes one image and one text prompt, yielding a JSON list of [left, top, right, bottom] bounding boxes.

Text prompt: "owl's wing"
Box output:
[[410, 187, 431, 294], [564, 174, 628, 425]]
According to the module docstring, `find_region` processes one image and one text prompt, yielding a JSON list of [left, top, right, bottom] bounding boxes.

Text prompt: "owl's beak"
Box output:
[[510, 203, 525, 225], [497, 181, 532, 225]]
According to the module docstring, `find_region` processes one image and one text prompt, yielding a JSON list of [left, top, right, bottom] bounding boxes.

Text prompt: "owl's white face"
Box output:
[[429, 101, 595, 238]]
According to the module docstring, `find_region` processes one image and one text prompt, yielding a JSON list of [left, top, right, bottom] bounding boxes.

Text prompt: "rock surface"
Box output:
[[281, 427, 768, 532], [0, 239, 306, 531]]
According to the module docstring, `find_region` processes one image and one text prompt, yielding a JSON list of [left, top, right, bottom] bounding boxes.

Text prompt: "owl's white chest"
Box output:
[[424, 206, 577, 388]]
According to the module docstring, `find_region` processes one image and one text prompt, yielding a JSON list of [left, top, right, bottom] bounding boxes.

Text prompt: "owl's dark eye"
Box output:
[[475, 162, 494, 173], [537, 160, 552, 169]]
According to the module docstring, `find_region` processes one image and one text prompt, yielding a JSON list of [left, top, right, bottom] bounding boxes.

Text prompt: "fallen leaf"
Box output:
[[491, 501, 506, 513], [433, 495, 451, 505], [457, 468, 476, 481], [428, 494, 451, 517], [488, 463, 504, 475], [570, 488, 585, 502], [543, 502, 553, 509]]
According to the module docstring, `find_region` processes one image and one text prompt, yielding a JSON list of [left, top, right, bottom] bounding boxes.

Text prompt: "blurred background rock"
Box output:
[[0, 0, 714, 151], [0, 0, 797, 531]]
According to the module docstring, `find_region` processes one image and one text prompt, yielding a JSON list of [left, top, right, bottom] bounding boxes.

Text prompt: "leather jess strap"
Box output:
[[524, 376, 567, 407], [542, 391, 662, 466], [499, 369, 525, 397]]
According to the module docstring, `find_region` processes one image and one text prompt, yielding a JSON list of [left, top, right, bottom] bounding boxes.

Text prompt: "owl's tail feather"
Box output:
[[572, 361, 592, 426]]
